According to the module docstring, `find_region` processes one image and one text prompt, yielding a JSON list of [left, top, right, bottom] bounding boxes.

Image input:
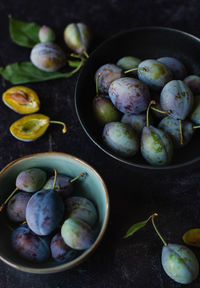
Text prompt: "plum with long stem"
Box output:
[[141, 101, 173, 166], [95, 64, 123, 94], [0, 168, 47, 212], [125, 213, 199, 284], [158, 117, 197, 148]]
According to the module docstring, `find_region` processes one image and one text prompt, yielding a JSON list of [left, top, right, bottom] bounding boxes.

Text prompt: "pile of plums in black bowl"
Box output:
[[75, 27, 200, 170]]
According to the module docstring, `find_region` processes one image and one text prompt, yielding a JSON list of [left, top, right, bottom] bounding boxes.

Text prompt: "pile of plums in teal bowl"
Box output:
[[75, 27, 200, 170], [0, 152, 109, 273]]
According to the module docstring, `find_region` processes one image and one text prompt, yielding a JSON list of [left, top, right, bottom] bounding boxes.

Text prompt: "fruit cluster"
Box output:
[[1, 19, 93, 142], [1, 168, 98, 263], [93, 57, 200, 166]]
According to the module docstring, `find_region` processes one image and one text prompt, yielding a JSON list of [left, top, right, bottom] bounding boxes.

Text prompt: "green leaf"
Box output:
[[124, 216, 152, 239], [0, 62, 81, 84], [68, 59, 82, 68], [9, 16, 40, 48]]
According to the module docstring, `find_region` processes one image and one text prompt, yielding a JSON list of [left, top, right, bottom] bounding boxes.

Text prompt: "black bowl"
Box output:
[[75, 27, 200, 170]]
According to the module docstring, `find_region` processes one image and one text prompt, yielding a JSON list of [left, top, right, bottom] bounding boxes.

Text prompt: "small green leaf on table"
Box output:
[[124, 215, 152, 239]]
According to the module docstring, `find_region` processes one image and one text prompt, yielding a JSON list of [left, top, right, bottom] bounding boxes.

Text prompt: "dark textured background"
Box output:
[[0, 0, 200, 287]]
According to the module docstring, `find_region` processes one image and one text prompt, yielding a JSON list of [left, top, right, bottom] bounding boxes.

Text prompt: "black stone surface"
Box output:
[[0, 0, 200, 287]]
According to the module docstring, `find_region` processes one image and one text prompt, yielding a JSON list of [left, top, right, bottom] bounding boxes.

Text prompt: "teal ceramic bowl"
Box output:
[[0, 152, 109, 274]]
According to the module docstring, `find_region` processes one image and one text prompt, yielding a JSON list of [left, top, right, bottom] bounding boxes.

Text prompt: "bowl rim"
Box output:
[[75, 26, 200, 170], [0, 152, 110, 274]]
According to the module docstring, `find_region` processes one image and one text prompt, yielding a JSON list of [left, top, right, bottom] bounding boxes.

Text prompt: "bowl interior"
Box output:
[[75, 27, 200, 170], [0, 153, 108, 273]]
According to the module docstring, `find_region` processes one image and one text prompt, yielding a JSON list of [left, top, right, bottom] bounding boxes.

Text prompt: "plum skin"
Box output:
[[109, 77, 150, 114], [121, 113, 146, 135], [30, 43, 66, 72], [141, 126, 173, 166], [158, 117, 193, 148], [26, 189, 64, 236], [184, 75, 200, 95], [61, 218, 94, 250], [16, 168, 47, 193], [103, 122, 139, 157], [162, 243, 199, 284], [160, 80, 194, 120], [93, 96, 121, 125], [95, 64, 123, 94], [138, 59, 173, 90], [11, 225, 50, 263], [65, 196, 98, 226], [50, 233, 77, 263], [190, 95, 200, 125], [7, 192, 32, 222], [157, 57, 187, 80]]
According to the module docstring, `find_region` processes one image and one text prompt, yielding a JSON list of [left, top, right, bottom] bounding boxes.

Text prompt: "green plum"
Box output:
[[138, 59, 173, 90], [103, 122, 139, 157], [125, 213, 199, 285], [117, 56, 141, 75], [39, 25, 56, 43], [93, 96, 121, 125], [64, 23, 91, 55], [61, 218, 94, 250], [65, 196, 98, 227], [190, 95, 200, 125], [162, 243, 199, 284], [184, 75, 200, 95], [141, 125, 173, 166], [141, 101, 173, 166]]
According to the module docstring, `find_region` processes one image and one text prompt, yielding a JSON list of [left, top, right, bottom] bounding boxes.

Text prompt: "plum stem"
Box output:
[[151, 213, 168, 247], [146, 100, 156, 127], [151, 107, 171, 115], [83, 50, 89, 59], [0, 187, 19, 212], [179, 120, 184, 145], [96, 72, 101, 97], [70, 53, 85, 60], [124, 67, 147, 74], [50, 121, 67, 134], [193, 125, 200, 129], [52, 169, 58, 190], [68, 59, 85, 76], [70, 173, 85, 183]]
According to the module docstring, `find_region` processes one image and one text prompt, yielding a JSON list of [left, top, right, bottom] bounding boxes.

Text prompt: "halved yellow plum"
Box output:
[[2, 86, 40, 114], [10, 114, 67, 142], [183, 228, 200, 247]]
